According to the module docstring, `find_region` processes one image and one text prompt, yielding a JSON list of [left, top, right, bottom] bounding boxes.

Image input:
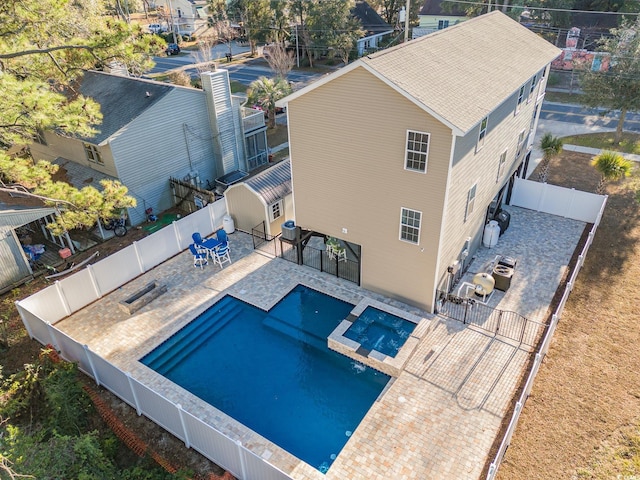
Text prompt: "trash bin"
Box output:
[[496, 210, 511, 235], [222, 214, 235, 234]]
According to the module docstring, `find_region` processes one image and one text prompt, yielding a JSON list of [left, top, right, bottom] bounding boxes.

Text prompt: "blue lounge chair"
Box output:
[[189, 243, 208, 269]]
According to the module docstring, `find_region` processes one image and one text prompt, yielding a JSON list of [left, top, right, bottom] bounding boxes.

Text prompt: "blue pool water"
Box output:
[[141, 285, 390, 473], [343, 307, 416, 357]]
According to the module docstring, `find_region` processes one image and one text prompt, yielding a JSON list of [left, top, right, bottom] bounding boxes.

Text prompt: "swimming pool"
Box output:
[[141, 285, 390, 473], [343, 306, 417, 357]]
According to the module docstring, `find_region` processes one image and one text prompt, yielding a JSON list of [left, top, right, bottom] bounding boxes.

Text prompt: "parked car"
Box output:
[[165, 43, 181, 55], [148, 23, 167, 34]]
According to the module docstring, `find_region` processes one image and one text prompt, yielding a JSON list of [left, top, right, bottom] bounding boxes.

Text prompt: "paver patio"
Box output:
[[53, 205, 585, 480]]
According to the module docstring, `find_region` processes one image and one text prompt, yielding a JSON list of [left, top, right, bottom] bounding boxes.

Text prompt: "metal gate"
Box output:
[[436, 291, 545, 347]]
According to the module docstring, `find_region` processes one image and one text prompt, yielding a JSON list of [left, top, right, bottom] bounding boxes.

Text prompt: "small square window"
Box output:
[[497, 150, 507, 182], [477, 116, 488, 151], [405, 130, 430, 173], [465, 184, 477, 221], [400, 207, 421, 244], [269, 200, 283, 223]]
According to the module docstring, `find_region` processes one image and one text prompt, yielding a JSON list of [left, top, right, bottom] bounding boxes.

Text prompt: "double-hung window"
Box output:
[[83, 143, 104, 165], [516, 129, 526, 158], [497, 150, 507, 182], [269, 200, 283, 223], [405, 130, 430, 173], [477, 116, 488, 151], [438, 19, 449, 29], [528, 74, 537, 103], [515, 85, 525, 114], [400, 208, 421, 244], [465, 184, 477, 222]]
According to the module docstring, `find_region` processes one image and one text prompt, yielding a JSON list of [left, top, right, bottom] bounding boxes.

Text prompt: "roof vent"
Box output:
[[145, 91, 151, 97]]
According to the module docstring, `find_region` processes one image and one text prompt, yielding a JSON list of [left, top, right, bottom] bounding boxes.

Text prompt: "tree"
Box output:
[[580, 18, 640, 144], [537, 133, 563, 183], [306, 0, 362, 62], [247, 77, 292, 129], [591, 150, 633, 194], [228, 0, 271, 56], [0, 0, 159, 232], [265, 43, 295, 79]]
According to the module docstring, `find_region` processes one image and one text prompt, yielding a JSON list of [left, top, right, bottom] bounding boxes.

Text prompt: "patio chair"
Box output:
[[216, 229, 228, 248], [193, 231, 222, 252], [212, 242, 232, 268], [335, 246, 347, 262], [189, 243, 208, 269]]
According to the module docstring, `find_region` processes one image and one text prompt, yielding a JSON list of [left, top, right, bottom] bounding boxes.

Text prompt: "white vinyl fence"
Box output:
[[486, 193, 608, 480], [15, 199, 292, 480], [510, 177, 605, 223]]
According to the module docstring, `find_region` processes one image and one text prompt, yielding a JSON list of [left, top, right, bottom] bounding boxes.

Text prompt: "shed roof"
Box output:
[[0, 205, 58, 230], [78, 71, 175, 144], [244, 159, 292, 206], [278, 11, 561, 135]]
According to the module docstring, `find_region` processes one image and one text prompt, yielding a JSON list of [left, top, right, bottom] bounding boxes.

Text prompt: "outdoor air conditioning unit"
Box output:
[[281, 220, 298, 241]]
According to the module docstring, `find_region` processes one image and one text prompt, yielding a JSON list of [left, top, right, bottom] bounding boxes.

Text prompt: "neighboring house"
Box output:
[[277, 11, 560, 313], [351, 1, 394, 56], [30, 70, 267, 225], [413, 0, 467, 38], [153, 0, 208, 36], [0, 205, 58, 292], [224, 159, 293, 237]]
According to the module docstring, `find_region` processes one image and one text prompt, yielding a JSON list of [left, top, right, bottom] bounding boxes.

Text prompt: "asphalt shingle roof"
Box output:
[[244, 159, 291, 206], [361, 11, 561, 134], [419, 0, 466, 17], [79, 71, 175, 144], [352, 1, 393, 35]]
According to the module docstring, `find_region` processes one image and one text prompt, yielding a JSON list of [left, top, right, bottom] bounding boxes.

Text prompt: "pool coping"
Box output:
[[328, 297, 425, 377]]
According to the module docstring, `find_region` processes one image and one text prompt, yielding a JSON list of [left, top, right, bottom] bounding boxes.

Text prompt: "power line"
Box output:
[[443, 0, 640, 15]]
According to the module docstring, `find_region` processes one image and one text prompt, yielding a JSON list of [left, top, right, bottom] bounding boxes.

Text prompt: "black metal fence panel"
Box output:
[[436, 292, 543, 347]]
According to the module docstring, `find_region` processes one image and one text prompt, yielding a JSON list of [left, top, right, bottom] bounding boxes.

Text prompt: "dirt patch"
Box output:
[[497, 152, 640, 478]]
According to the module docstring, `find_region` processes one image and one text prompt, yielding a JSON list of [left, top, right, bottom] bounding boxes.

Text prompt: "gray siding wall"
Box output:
[[437, 65, 548, 291], [201, 71, 242, 176], [0, 232, 31, 291], [110, 88, 217, 225]]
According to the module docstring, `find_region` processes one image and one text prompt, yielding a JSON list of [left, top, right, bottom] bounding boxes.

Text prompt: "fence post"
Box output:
[[236, 440, 248, 479], [87, 264, 102, 298], [14, 301, 34, 340], [463, 300, 468, 324], [133, 241, 145, 273], [172, 221, 182, 250], [176, 404, 191, 449], [45, 322, 60, 350], [83, 345, 100, 384], [55, 280, 71, 316], [126, 372, 142, 415], [208, 202, 216, 233]]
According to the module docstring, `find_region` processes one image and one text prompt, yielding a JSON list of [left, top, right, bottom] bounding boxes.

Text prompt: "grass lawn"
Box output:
[[497, 150, 640, 479], [561, 132, 640, 155], [267, 123, 288, 148], [545, 91, 585, 104]]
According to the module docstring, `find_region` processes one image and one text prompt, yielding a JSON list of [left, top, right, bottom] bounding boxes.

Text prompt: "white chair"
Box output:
[[335, 247, 347, 262], [189, 244, 208, 269], [212, 242, 232, 268], [326, 244, 336, 260]]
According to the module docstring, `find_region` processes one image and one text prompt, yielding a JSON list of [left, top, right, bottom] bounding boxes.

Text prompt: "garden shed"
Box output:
[[0, 205, 58, 292], [224, 159, 292, 237]]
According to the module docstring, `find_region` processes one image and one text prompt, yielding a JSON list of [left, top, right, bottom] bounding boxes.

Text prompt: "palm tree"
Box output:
[[591, 151, 634, 194], [537, 133, 563, 183], [247, 76, 292, 129]]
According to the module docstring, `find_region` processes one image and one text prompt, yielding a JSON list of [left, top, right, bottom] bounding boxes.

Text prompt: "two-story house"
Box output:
[[277, 11, 560, 313], [30, 69, 267, 225], [412, 0, 467, 39], [153, 0, 208, 36]]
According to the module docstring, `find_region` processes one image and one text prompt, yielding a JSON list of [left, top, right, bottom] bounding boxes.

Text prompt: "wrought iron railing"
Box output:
[[435, 291, 545, 347]]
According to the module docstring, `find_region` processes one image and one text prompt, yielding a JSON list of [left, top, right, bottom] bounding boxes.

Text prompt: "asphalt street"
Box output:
[[540, 102, 640, 133]]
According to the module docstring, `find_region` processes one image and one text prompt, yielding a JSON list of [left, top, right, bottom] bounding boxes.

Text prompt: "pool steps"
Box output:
[[142, 296, 241, 373], [261, 315, 327, 352]]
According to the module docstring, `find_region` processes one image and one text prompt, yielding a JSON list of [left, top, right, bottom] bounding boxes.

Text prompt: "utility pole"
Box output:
[[404, 0, 411, 43], [167, 0, 178, 44], [295, 24, 300, 68]]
